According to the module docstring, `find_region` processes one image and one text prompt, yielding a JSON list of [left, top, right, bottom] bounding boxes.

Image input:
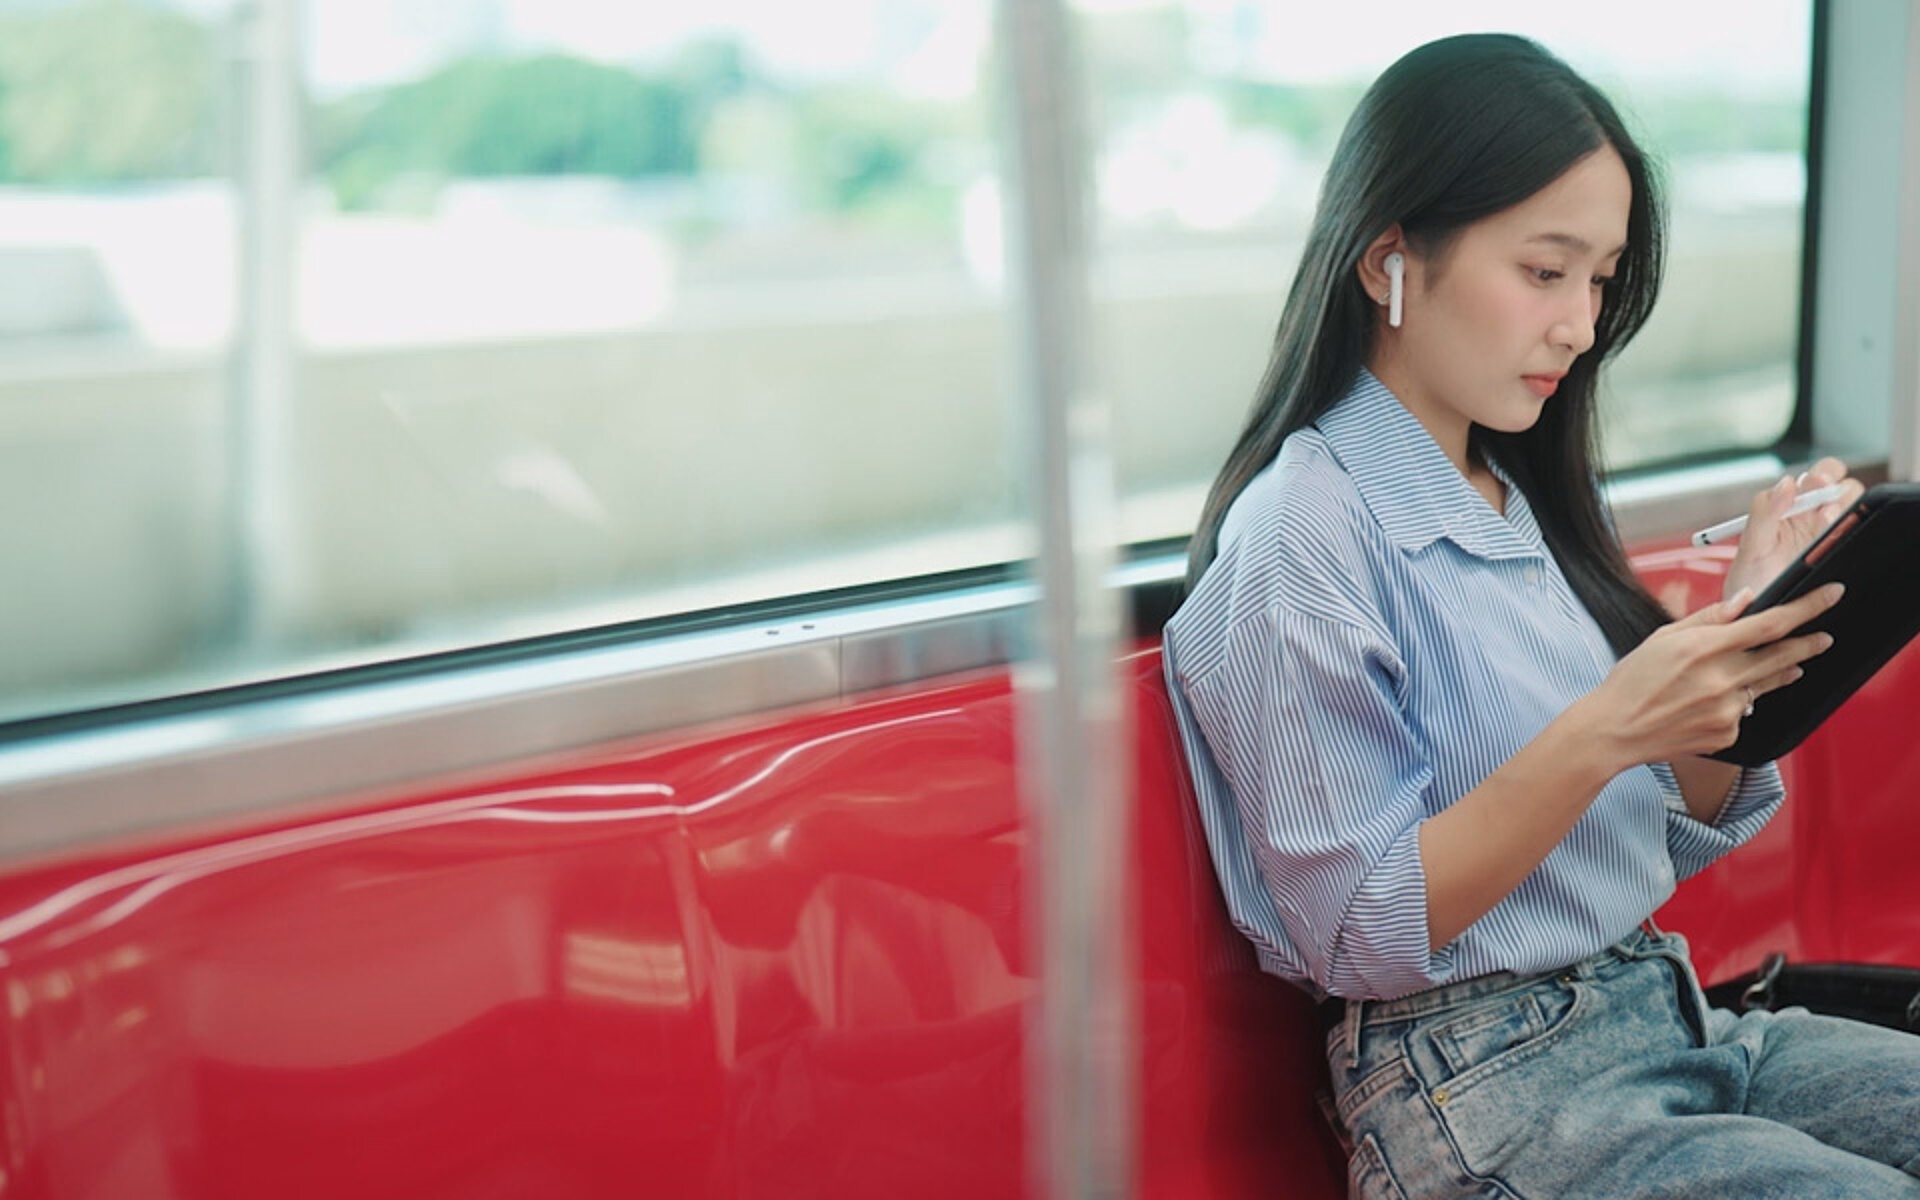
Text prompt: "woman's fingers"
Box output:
[[1617, 579, 1841, 759], [1815, 477, 1867, 524], [1741, 629, 1835, 682], [1719, 581, 1844, 650], [1673, 587, 1754, 629], [1800, 456, 1849, 488], [1749, 662, 1808, 700], [1742, 475, 1797, 549], [1793, 459, 1865, 524]]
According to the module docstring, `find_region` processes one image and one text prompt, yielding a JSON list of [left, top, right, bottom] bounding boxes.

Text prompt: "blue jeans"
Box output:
[[1327, 927, 1920, 1198]]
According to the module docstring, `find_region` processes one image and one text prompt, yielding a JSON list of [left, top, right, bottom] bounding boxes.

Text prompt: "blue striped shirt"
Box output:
[[1163, 371, 1783, 1000]]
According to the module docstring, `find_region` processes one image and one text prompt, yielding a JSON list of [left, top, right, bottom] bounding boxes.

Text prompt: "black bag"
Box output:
[[1703, 953, 1920, 1033]]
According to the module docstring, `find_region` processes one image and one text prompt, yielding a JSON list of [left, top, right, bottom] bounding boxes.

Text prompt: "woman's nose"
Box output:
[[1553, 291, 1599, 354]]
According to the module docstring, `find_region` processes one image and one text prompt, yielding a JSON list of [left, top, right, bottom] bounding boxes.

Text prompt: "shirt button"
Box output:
[[1523, 566, 1542, 587]]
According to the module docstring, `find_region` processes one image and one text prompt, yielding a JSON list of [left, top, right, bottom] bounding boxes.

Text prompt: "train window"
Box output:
[[0, 0, 241, 723], [0, 1, 1823, 731], [1, 0, 1012, 726], [1084, 1, 1820, 545]]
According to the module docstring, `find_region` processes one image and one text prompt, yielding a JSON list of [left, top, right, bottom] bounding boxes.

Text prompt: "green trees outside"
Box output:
[[0, 1, 219, 183], [315, 55, 705, 209], [0, 0, 950, 225]]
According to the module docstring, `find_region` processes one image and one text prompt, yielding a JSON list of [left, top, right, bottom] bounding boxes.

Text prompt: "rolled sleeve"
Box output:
[[1649, 760, 1785, 879], [1205, 608, 1447, 998]]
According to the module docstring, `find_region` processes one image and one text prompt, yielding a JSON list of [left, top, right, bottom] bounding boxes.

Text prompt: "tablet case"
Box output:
[[1710, 483, 1920, 766]]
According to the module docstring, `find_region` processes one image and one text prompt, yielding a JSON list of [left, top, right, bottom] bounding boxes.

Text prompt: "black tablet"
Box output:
[[1709, 483, 1920, 766]]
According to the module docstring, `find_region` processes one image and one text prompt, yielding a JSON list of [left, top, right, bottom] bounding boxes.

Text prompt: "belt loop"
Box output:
[[1342, 997, 1365, 1070]]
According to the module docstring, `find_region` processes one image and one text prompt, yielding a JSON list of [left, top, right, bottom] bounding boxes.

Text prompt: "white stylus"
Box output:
[[1689, 483, 1850, 546]]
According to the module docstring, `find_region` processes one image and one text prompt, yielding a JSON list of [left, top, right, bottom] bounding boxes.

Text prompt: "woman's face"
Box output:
[[1378, 145, 1631, 452]]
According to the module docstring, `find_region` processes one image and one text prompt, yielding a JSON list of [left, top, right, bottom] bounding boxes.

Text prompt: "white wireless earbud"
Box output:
[[1384, 251, 1404, 328]]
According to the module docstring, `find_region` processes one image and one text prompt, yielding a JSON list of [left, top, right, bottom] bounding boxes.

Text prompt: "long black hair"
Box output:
[[1186, 33, 1670, 656]]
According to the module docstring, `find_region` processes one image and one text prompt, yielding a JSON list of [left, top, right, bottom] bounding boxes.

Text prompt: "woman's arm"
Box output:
[[1666, 756, 1743, 824], [1417, 583, 1839, 950], [1416, 705, 1619, 949]]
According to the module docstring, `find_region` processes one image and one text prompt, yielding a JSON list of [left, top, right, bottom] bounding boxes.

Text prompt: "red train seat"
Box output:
[[1125, 647, 1347, 1197]]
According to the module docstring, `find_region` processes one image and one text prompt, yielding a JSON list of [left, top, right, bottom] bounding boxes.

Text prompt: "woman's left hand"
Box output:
[[1721, 456, 1865, 603]]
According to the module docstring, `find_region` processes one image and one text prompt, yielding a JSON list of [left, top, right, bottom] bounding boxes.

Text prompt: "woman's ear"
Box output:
[[1356, 227, 1408, 315]]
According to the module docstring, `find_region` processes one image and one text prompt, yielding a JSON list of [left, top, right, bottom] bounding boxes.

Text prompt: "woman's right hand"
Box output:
[[1577, 582, 1845, 768]]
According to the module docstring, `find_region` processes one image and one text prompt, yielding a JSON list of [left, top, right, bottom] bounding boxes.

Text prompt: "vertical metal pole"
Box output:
[[227, 0, 302, 648], [1893, 0, 1920, 482], [993, 1, 1136, 1198]]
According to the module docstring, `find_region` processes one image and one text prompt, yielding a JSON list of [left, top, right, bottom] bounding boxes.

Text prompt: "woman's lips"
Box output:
[[1523, 374, 1564, 398]]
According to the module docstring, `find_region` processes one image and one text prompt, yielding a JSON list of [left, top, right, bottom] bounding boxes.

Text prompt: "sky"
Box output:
[[162, 0, 1814, 98], [1212, 1, 1811, 90]]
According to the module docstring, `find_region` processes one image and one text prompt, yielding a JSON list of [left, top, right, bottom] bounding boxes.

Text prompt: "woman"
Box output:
[[1162, 33, 1920, 1199]]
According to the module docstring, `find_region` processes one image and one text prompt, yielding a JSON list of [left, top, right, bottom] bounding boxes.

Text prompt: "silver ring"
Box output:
[[1742, 685, 1756, 718]]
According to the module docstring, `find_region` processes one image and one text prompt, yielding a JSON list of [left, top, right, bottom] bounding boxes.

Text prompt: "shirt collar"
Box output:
[[1315, 369, 1544, 561]]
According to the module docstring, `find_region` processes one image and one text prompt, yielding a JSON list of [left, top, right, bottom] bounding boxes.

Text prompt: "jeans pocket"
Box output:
[[1428, 980, 1582, 1091], [1422, 983, 1589, 1184], [1349, 1132, 1411, 1200]]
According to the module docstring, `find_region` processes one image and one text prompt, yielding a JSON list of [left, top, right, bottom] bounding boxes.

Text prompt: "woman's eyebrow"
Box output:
[[1526, 232, 1629, 256]]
